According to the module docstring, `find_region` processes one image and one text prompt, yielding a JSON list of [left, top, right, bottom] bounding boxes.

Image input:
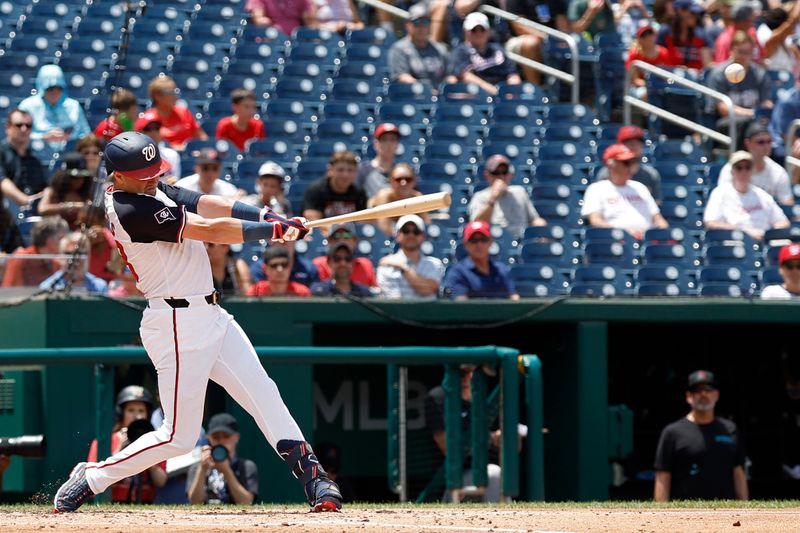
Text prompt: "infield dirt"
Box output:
[[2, 505, 800, 532]]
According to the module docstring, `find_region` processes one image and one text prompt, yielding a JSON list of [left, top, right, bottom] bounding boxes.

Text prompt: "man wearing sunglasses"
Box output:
[[761, 244, 800, 299], [582, 144, 667, 240], [176, 148, 242, 200], [704, 150, 789, 240], [377, 215, 444, 300], [388, 3, 456, 90], [716, 122, 793, 206], [247, 246, 311, 297], [311, 242, 373, 297], [312, 222, 376, 288], [468, 154, 546, 238], [595, 126, 662, 203], [654, 370, 748, 501], [450, 12, 520, 96], [0, 108, 47, 207], [443, 220, 519, 300]]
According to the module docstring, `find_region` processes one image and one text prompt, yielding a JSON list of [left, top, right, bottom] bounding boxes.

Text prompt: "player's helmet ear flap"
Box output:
[[115, 385, 154, 417], [105, 131, 172, 181]]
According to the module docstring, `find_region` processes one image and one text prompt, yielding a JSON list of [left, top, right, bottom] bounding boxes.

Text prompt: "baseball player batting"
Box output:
[[53, 132, 341, 513]]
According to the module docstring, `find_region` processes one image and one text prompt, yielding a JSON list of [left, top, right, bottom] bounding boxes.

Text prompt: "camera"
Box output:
[[211, 444, 229, 462], [126, 419, 154, 444], [0, 435, 46, 457]]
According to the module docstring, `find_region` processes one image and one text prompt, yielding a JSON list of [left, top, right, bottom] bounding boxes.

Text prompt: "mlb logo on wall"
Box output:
[[155, 207, 176, 224]]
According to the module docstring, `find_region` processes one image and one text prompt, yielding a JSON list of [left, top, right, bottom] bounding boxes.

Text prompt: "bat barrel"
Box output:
[[305, 191, 451, 229]]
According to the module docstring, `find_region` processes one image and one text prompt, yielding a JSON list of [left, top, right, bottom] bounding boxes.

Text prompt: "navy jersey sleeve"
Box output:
[[113, 192, 187, 243], [157, 181, 203, 213]]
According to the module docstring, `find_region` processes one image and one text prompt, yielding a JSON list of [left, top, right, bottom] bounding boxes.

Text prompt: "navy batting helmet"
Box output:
[[105, 131, 172, 180], [115, 385, 154, 417]]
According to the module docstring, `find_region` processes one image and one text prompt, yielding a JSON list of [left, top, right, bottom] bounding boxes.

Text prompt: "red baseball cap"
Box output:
[[134, 110, 162, 132], [603, 143, 637, 164], [636, 26, 655, 39], [779, 244, 800, 265], [374, 123, 400, 140], [616, 125, 645, 143], [463, 220, 491, 242]]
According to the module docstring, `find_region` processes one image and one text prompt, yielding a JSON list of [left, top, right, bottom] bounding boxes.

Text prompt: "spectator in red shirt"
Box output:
[[215, 89, 265, 152], [1, 216, 67, 287], [627, 26, 675, 100], [145, 75, 208, 151], [312, 222, 377, 287], [94, 88, 138, 142], [247, 246, 312, 297], [714, 2, 763, 64], [657, 0, 711, 70], [245, 0, 317, 36]]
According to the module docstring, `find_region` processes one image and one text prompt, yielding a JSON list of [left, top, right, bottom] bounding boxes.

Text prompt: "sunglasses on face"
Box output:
[[412, 18, 431, 26], [617, 160, 636, 167], [468, 235, 490, 244], [45, 86, 62, 92], [468, 26, 487, 33], [392, 176, 415, 183], [690, 385, 716, 393], [267, 261, 289, 270], [733, 163, 752, 171], [752, 139, 771, 145], [489, 169, 510, 176], [331, 254, 353, 263], [143, 124, 161, 132], [783, 262, 800, 271], [400, 227, 422, 235], [200, 164, 220, 171], [10, 122, 32, 130]]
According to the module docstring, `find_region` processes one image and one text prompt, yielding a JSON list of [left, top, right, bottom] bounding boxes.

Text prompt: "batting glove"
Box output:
[[271, 216, 309, 243]]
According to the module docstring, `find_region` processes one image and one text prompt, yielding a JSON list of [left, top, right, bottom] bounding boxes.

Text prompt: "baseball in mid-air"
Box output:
[[724, 62, 746, 84]]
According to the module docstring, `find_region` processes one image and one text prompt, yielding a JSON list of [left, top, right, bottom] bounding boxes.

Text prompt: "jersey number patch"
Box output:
[[155, 207, 176, 224]]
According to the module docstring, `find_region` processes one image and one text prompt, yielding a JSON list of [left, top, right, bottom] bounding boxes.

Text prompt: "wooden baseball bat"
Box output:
[[305, 191, 451, 229]]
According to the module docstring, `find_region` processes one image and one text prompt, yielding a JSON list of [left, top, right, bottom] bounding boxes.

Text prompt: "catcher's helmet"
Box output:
[[115, 385, 154, 417], [105, 131, 172, 180]]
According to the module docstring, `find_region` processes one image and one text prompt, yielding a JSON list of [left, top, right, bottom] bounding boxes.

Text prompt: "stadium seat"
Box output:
[[282, 61, 335, 80], [642, 243, 695, 266], [481, 142, 535, 168], [491, 101, 546, 123], [535, 142, 595, 165], [520, 241, 576, 266], [583, 242, 636, 267], [486, 123, 540, 144], [544, 103, 598, 126], [543, 124, 594, 143], [636, 264, 696, 292], [315, 119, 368, 143], [697, 283, 745, 297], [703, 244, 759, 268], [495, 82, 550, 105], [760, 267, 782, 286], [643, 227, 687, 244], [336, 61, 388, 81], [244, 138, 300, 160], [329, 78, 384, 103], [522, 224, 567, 243], [273, 76, 329, 102], [635, 282, 685, 296], [569, 282, 619, 297], [435, 102, 487, 125], [652, 139, 707, 163], [385, 82, 435, 103]]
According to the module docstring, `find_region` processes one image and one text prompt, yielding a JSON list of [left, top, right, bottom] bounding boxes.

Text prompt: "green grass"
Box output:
[[2, 500, 800, 512]]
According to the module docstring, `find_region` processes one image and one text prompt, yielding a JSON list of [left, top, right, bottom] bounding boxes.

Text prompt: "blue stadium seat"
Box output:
[[653, 160, 705, 185], [329, 78, 384, 102], [429, 122, 484, 145], [491, 101, 546, 123], [652, 139, 707, 163], [697, 283, 746, 297], [239, 23, 289, 43], [545, 103, 597, 126], [232, 41, 285, 62], [582, 227, 636, 245], [535, 200, 579, 226], [481, 142, 535, 168], [535, 142, 595, 165], [274, 76, 329, 102], [418, 161, 467, 183], [522, 224, 567, 243], [185, 20, 239, 43], [244, 138, 300, 160], [532, 161, 588, 185], [659, 202, 702, 228], [703, 229, 757, 249], [764, 227, 800, 243], [495, 82, 550, 105], [6, 35, 60, 58], [703, 244, 758, 268], [760, 267, 783, 286], [345, 43, 388, 64], [287, 42, 343, 65], [440, 82, 493, 104], [282, 61, 335, 80], [423, 141, 479, 162], [295, 160, 329, 182], [292, 27, 344, 44], [385, 82, 435, 103], [336, 61, 388, 81], [264, 99, 318, 123], [661, 183, 704, 206], [532, 183, 577, 204], [486, 124, 540, 144], [636, 264, 696, 293], [643, 243, 694, 265], [322, 101, 371, 123], [643, 227, 687, 244], [520, 241, 576, 266], [305, 140, 360, 159], [266, 119, 312, 142], [216, 74, 272, 100], [635, 282, 686, 296], [436, 102, 487, 125], [543, 124, 594, 143], [315, 119, 368, 143], [583, 242, 636, 267], [347, 27, 395, 46], [764, 245, 782, 267]]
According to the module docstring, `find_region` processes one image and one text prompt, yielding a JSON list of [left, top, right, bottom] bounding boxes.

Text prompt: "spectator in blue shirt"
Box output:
[[450, 12, 521, 96], [39, 232, 108, 294], [768, 76, 800, 160], [443, 221, 519, 300]]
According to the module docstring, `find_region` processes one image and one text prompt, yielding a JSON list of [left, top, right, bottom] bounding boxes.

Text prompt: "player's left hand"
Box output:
[[271, 216, 309, 243]]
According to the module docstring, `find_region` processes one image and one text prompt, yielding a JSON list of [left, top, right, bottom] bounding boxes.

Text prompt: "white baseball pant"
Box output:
[[85, 301, 304, 494]]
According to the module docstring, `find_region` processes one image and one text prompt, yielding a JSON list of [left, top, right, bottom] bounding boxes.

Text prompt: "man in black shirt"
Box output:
[[186, 413, 259, 504], [0, 109, 47, 207], [302, 150, 367, 223], [654, 370, 749, 501]]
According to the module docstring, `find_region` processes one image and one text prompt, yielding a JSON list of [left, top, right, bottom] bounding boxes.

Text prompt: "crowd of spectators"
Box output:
[[4, 1, 800, 301]]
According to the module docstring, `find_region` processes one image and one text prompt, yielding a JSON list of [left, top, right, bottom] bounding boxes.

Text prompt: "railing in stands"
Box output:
[[478, 4, 579, 104], [624, 60, 736, 155], [784, 119, 800, 171], [353, 0, 580, 104]]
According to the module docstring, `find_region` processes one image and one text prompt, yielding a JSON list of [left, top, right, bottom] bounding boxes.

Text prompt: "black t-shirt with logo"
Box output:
[[186, 456, 259, 504], [302, 177, 367, 218], [654, 417, 745, 499]]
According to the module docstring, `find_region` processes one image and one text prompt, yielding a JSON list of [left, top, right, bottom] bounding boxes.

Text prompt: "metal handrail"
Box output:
[[353, 0, 580, 103], [624, 61, 737, 154], [479, 4, 579, 103], [784, 119, 800, 170]]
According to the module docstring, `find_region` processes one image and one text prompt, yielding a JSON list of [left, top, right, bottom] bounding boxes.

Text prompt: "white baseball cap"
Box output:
[[258, 161, 286, 178], [463, 12, 490, 31], [395, 214, 426, 235]]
